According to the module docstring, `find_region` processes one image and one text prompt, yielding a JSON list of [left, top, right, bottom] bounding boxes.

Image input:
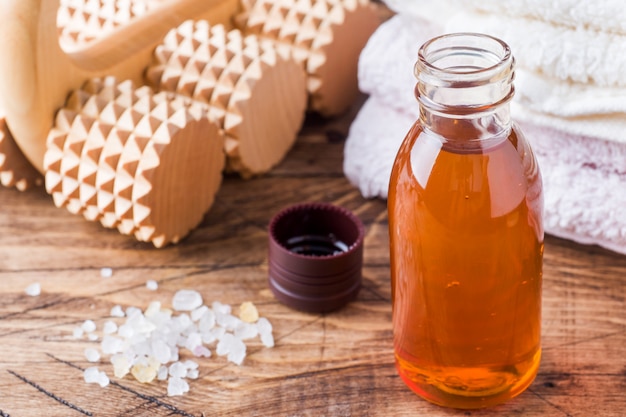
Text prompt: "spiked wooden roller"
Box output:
[[0, 0, 378, 246], [146, 21, 307, 178], [44, 77, 225, 247], [234, 0, 380, 116]]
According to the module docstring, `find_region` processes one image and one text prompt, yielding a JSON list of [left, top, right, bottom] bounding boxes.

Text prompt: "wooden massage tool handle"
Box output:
[[0, 0, 378, 246]]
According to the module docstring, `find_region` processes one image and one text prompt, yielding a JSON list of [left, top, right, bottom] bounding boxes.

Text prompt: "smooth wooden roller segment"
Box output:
[[44, 77, 225, 247], [0, 0, 239, 174], [235, 0, 379, 116], [146, 21, 308, 178]]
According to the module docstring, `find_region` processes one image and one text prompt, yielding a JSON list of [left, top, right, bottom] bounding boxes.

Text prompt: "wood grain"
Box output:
[[1, 96, 625, 417]]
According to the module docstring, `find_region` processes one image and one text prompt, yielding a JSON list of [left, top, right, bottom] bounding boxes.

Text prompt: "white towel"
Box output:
[[386, 0, 626, 35], [358, 14, 626, 142], [445, 11, 626, 88], [345, 2, 626, 254]]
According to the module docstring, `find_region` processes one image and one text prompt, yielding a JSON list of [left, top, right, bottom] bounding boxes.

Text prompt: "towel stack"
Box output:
[[345, 0, 626, 254]]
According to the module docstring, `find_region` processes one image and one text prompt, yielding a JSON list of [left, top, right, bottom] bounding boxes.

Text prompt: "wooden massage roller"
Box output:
[[234, 0, 379, 116], [0, 0, 379, 246], [44, 78, 225, 247], [145, 21, 307, 178]]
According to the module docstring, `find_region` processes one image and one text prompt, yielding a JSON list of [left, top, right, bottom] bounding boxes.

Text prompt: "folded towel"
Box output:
[[359, 14, 626, 142], [345, 3, 626, 254], [445, 11, 626, 88], [385, 0, 626, 35]]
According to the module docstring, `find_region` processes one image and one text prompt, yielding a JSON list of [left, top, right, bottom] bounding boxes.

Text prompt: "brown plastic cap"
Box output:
[[268, 202, 365, 313]]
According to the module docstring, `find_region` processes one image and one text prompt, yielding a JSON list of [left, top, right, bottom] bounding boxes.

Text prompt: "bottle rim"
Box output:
[[415, 32, 514, 87], [415, 32, 515, 115]]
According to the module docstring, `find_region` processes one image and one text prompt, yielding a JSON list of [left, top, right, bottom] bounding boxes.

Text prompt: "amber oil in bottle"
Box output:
[[388, 33, 544, 409]]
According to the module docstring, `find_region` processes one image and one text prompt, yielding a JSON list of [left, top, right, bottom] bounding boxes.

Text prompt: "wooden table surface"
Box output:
[[0, 96, 625, 417]]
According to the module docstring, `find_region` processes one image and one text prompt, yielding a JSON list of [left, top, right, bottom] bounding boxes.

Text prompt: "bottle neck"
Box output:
[[414, 33, 515, 144]]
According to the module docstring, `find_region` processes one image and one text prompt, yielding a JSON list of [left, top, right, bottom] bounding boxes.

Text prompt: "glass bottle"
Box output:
[[388, 33, 543, 409]]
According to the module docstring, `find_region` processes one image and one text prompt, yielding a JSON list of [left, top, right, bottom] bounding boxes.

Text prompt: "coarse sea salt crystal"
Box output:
[[88, 333, 99, 341], [216, 313, 242, 331], [193, 345, 211, 358], [82, 320, 96, 333], [228, 345, 246, 365], [171, 314, 192, 333], [111, 354, 131, 378], [84, 367, 100, 383], [110, 305, 125, 317], [198, 309, 216, 332], [131, 361, 159, 383], [100, 268, 113, 278], [256, 317, 272, 334], [234, 322, 258, 340], [126, 306, 142, 318], [168, 349, 180, 363], [157, 365, 168, 381], [101, 335, 124, 355], [167, 376, 189, 396], [169, 361, 187, 378], [191, 305, 209, 322], [148, 309, 172, 328], [208, 326, 225, 342], [184, 333, 202, 351], [144, 301, 161, 318], [151, 339, 172, 364], [25, 282, 41, 296], [212, 301, 231, 315], [126, 313, 156, 335], [73, 327, 84, 339], [103, 321, 118, 335], [146, 280, 158, 291], [97, 371, 110, 387], [239, 302, 259, 323], [216, 334, 236, 356], [216, 334, 247, 365], [117, 323, 134, 339], [257, 318, 274, 348], [85, 368, 109, 387], [260, 332, 274, 348], [172, 290, 203, 311], [187, 369, 199, 379], [85, 348, 101, 362]]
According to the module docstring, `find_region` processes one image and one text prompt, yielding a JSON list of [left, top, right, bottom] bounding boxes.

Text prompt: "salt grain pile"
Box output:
[[74, 289, 274, 396]]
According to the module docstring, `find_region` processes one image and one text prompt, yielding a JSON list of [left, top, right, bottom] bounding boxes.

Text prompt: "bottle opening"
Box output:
[[417, 33, 512, 84], [415, 33, 515, 113]]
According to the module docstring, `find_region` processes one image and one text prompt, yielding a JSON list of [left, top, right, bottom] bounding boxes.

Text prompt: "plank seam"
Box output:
[[527, 388, 574, 417], [47, 354, 198, 417], [7, 370, 93, 416]]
